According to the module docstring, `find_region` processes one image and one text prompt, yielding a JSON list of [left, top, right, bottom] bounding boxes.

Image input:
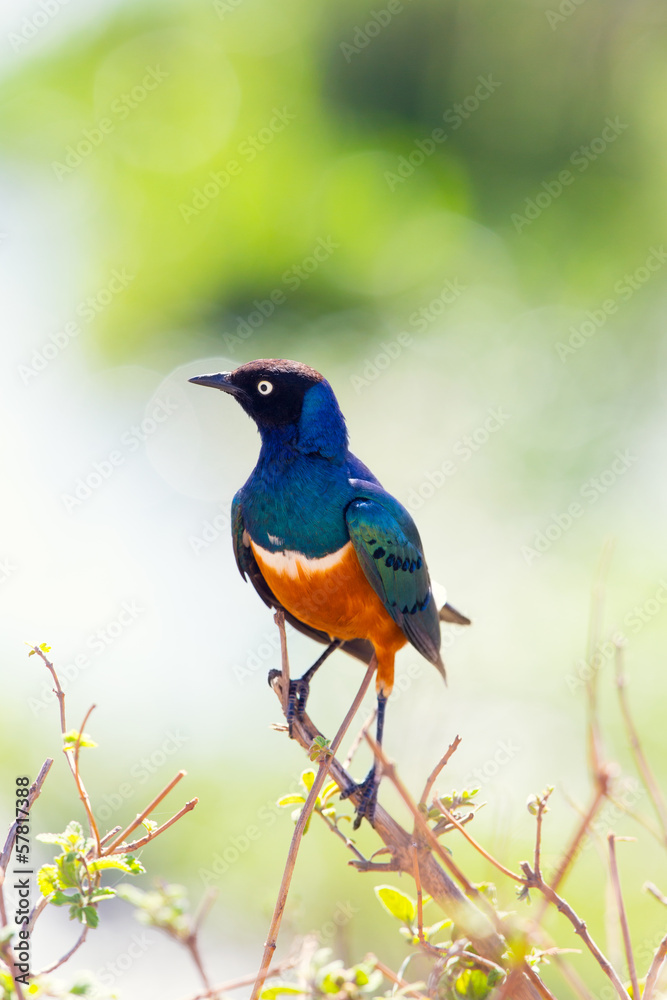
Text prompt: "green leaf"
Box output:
[[82, 905, 99, 928], [63, 729, 98, 749], [28, 642, 51, 656], [321, 781, 339, 803], [89, 887, 116, 902], [57, 852, 82, 889], [320, 972, 344, 994], [37, 820, 90, 853], [37, 864, 60, 897], [374, 885, 417, 924], [88, 855, 145, 876], [425, 917, 452, 940], [276, 794, 306, 807], [260, 987, 304, 998], [454, 968, 494, 999], [36, 831, 67, 846], [51, 890, 79, 907]]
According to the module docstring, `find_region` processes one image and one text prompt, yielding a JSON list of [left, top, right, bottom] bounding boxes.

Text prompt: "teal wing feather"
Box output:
[[345, 492, 444, 671]]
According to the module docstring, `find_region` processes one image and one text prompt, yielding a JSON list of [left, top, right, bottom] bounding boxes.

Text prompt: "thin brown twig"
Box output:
[[363, 730, 548, 994], [523, 962, 560, 1000], [30, 648, 101, 855], [419, 736, 462, 808], [179, 962, 294, 1000], [0, 758, 53, 872], [0, 757, 53, 1000], [645, 882, 667, 908], [343, 708, 376, 770], [249, 650, 377, 1000], [185, 931, 219, 1000], [99, 825, 122, 846], [614, 642, 667, 847], [316, 810, 367, 864], [71, 705, 102, 855], [270, 656, 541, 998], [274, 611, 290, 716], [433, 797, 526, 885], [36, 926, 88, 975], [607, 792, 662, 845], [102, 770, 188, 854], [550, 952, 596, 1000], [411, 845, 440, 956], [533, 789, 553, 880], [545, 779, 609, 902], [118, 798, 199, 854], [643, 933, 667, 1000], [520, 863, 631, 1000], [31, 645, 67, 733], [365, 953, 430, 1000], [607, 834, 639, 1000], [363, 734, 484, 904]]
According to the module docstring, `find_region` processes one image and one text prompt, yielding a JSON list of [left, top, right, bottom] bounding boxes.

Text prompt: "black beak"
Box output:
[[188, 372, 243, 396]]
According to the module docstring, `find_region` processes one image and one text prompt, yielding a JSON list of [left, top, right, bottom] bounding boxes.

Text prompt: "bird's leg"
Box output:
[[268, 639, 342, 737], [341, 691, 387, 829]]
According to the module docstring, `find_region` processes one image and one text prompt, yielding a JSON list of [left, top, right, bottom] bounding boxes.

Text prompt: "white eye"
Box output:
[[257, 380, 273, 395]]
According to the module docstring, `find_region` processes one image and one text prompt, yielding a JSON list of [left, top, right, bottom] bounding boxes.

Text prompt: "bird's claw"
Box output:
[[287, 677, 310, 737], [340, 767, 378, 829]]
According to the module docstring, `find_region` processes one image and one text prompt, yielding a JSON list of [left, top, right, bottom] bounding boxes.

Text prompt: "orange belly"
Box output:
[[250, 540, 406, 693]]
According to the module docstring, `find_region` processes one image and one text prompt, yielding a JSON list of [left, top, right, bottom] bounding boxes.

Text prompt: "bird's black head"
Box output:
[[189, 359, 325, 428], [189, 359, 348, 459]]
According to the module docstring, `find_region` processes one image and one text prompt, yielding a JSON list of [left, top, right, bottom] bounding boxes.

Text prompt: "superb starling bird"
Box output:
[[190, 359, 469, 826]]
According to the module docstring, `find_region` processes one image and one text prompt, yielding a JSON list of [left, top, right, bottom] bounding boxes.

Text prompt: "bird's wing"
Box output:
[[231, 493, 374, 665], [345, 492, 444, 670]]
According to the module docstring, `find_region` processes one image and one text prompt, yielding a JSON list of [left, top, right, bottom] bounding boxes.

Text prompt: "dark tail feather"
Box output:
[[439, 602, 471, 626]]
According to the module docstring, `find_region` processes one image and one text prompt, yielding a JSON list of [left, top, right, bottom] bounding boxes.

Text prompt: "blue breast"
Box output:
[[238, 430, 380, 559]]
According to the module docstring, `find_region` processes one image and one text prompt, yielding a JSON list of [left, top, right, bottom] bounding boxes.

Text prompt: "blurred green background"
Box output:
[[1, 0, 667, 995]]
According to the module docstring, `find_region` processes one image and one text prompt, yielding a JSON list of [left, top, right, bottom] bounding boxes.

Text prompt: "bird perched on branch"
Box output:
[[190, 359, 469, 827]]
